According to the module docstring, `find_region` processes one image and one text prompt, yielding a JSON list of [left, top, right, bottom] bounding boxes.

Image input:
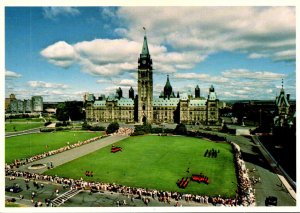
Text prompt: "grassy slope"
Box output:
[[5, 131, 103, 164], [5, 123, 44, 132], [45, 135, 237, 197]]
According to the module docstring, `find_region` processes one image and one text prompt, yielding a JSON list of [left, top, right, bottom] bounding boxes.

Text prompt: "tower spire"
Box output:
[[141, 30, 150, 57], [281, 78, 284, 89]]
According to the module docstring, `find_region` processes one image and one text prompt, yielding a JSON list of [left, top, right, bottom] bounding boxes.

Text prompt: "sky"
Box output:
[[5, 6, 296, 102]]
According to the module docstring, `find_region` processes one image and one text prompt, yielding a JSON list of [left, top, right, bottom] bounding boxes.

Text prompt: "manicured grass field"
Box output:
[[5, 118, 46, 122], [45, 135, 237, 197], [5, 131, 103, 164], [5, 123, 44, 132]]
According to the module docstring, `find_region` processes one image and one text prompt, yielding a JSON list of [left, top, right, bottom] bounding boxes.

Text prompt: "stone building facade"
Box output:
[[6, 94, 43, 113], [85, 35, 219, 125]]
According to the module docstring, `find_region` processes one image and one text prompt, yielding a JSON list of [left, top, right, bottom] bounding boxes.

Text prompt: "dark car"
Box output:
[[265, 196, 277, 206], [5, 185, 23, 193]]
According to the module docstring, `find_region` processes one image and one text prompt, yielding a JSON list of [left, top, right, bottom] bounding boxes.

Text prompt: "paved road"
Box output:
[[16, 135, 129, 174], [5, 177, 209, 207], [5, 128, 41, 137]]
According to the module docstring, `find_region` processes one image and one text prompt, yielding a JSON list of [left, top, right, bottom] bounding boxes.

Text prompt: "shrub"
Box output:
[[40, 128, 55, 132], [55, 127, 64, 131], [90, 126, 106, 131], [82, 121, 91, 130], [151, 127, 163, 134], [44, 121, 52, 126], [164, 128, 174, 134], [106, 122, 120, 134], [174, 123, 187, 135], [131, 130, 145, 136]]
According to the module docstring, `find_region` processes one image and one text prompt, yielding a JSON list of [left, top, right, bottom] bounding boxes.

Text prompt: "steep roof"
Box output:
[[94, 100, 106, 106], [189, 99, 207, 107], [117, 98, 134, 106], [164, 75, 172, 91], [276, 89, 290, 107], [141, 36, 150, 57], [153, 98, 179, 107]]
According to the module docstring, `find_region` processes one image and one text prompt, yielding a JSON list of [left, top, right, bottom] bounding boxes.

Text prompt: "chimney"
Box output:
[[287, 94, 290, 101]]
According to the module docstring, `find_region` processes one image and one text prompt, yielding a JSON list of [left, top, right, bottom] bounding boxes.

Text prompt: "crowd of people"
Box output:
[[8, 135, 104, 169], [84, 171, 93, 177], [6, 163, 255, 207], [111, 145, 122, 153], [177, 178, 190, 189], [231, 142, 256, 206], [111, 127, 134, 136], [5, 131, 257, 207], [204, 148, 219, 158], [191, 174, 209, 184]]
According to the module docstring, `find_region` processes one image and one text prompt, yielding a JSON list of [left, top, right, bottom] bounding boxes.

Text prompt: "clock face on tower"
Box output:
[[142, 60, 146, 64]]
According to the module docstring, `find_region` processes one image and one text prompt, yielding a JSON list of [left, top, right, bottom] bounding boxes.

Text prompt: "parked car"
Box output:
[[5, 185, 23, 193], [265, 196, 277, 206]]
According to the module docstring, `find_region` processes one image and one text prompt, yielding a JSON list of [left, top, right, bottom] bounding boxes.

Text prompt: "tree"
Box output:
[[174, 123, 187, 135], [56, 101, 85, 121], [106, 122, 120, 134]]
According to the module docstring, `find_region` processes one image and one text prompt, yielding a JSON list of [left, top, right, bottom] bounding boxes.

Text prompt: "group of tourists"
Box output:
[[111, 145, 122, 153], [177, 178, 190, 189], [204, 148, 219, 158], [5, 131, 257, 207], [110, 127, 134, 136], [191, 174, 209, 184], [84, 171, 93, 177], [8, 135, 104, 169], [5, 166, 243, 207]]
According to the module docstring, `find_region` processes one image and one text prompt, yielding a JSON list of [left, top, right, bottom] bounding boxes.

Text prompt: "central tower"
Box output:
[[137, 34, 153, 123]]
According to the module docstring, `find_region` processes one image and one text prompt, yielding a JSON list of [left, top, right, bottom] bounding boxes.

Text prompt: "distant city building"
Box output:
[[5, 94, 16, 112], [5, 94, 43, 114], [85, 34, 220, 125], [32, 96, 43, 112], [24, 99, 32, 113]]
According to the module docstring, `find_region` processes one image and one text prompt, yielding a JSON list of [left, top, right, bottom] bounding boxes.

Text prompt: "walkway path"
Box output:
[[5, 128, 41, 138], [16, 135, 128, 174]]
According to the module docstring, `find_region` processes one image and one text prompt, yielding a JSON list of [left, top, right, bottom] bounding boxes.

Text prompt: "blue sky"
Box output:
[[5, 6, 295, 101]]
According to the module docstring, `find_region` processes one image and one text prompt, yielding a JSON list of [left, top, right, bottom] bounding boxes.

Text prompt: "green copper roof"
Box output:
[[276, 89, 290, 107], [164, 75, 172, 91], [141, 36, 150, 56]]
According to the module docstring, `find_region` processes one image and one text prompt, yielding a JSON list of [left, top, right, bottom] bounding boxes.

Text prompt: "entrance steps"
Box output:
[[51, 188, 82, 207]]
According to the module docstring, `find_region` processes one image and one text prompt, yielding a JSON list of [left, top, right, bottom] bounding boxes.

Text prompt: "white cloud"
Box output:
[[248, 53, 269, 59], [96, 79, 111, 84], [43, 7, 80, 20], [174, 72, 229, 84], [117, 79, 135, 86], [5, 70, 22, 78], [117, 7, 295, 62], [27, 81, 69, 89], [174, 73, 209, 79], [41, 38, 205, 76], [40, 41, 76, 68], [222, 69, 286, 81]]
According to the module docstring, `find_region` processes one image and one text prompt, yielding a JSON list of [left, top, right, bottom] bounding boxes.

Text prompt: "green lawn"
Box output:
[[5, 123, 44, 132], [5, 118, 45, 122], [5, 131, 103, 164], [45, 135, 237, 197]]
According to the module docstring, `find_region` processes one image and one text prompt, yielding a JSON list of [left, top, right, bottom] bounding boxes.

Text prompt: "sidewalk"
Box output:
[[252, 136, 296, 201], [16, 135, 129, 174]]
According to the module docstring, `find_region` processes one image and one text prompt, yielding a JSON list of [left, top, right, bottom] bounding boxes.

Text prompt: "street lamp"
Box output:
[[242, 116, 247, 127]]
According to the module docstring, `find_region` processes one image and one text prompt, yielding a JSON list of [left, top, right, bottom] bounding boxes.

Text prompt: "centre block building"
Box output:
[[85, 35, 219, 125]]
